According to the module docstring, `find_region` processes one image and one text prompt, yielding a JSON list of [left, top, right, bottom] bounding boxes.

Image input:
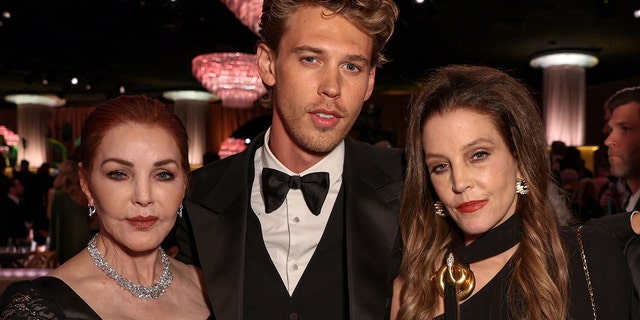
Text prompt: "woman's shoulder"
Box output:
[[2, 275, 101, 320]]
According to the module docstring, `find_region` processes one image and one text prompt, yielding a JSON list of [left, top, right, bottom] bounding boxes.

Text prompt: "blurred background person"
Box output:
[[570, 178, 605, 223], [12, 159, 37, 237], [32, 162, 55, 245], [47, 158, 92, 264], [604, 86, 640, 213], [602, 85, 640, 315], [0, 176, 27, 247]]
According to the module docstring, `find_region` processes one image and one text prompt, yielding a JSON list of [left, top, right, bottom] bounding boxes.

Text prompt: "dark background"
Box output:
[[0, 0, 639, 103]]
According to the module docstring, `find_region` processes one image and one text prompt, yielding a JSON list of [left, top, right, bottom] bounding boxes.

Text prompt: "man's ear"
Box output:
[[364, 66, 376, 101], [257, 43, 276, 86]]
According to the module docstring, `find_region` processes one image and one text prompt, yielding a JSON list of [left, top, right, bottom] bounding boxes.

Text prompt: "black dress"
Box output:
[[434, 225, 637, 320], [0, 277, 215, 320], [0, 277, 100, 320]]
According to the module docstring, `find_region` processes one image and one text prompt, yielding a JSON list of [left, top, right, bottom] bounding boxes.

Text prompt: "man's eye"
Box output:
[[345, 63, 361, 72], [302, 56, 316, 63]]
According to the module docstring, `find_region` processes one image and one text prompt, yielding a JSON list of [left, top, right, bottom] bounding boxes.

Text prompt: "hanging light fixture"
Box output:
[[529, 50, 598, 146], [218, 0, 262, 35], [192, 52, 267, 108]]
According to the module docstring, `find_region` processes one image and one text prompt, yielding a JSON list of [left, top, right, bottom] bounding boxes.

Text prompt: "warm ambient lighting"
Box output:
[[162, 90, 217, 166], [530, 50, 597, 146], [4, 94, 66, 167], [192, 52, 267, 108], [530, 51, 599, 68]]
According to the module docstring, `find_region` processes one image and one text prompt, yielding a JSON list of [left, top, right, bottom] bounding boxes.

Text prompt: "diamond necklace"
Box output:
[[87, 234, 173, 300]]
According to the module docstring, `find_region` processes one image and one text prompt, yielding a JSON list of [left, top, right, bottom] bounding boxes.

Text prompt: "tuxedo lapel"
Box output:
[[342, 138, 404, 319], [184, 197, 246, 320], [185, 134, 265, 320]]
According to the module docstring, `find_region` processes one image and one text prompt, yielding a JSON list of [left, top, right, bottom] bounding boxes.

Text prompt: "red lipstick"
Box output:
[[456, 200, 487, 213], [126, 215, 158, 230]]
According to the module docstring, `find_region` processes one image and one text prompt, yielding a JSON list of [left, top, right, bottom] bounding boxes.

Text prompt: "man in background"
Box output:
[[602, 86, 640, 316], [604, 86, 640, 212]]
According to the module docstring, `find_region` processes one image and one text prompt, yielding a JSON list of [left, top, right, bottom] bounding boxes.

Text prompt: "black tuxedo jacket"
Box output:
[[589, 203, 640, 319], [176, 132, 405, 320]]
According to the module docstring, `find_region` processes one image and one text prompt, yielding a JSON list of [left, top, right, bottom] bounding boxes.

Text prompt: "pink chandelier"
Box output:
[[219, 0, 262, 35], [192, 52, 267, 108]]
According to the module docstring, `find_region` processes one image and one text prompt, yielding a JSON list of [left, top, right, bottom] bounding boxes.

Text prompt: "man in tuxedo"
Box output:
[[601, 86, 640, 315], [176, 0, 402, 319]]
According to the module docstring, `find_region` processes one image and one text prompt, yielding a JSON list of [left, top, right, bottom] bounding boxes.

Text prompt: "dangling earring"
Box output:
[[434, 201, 447, 217], [88, 204, 96, 217], [177, 205, 183, 218], [516, 178, 529, 195]]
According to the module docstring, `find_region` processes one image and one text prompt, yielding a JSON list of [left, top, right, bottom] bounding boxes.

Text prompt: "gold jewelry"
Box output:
[[434, 201, 447, 217], [433, 252, 475, 300]]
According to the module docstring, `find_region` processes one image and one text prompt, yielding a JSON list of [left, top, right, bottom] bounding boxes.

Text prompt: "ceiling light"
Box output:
[[162, 90, 219, 102], [530, 51, 599, 68], [5, 94, 65, 107]]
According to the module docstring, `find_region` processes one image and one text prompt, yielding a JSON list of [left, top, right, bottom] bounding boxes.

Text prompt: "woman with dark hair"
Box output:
[[0, 95, 211, 319], [391, 65, 635, 319]]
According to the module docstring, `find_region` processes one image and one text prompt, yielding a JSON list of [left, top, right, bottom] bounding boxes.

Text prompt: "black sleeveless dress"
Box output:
[[0, 276, 215, 320]]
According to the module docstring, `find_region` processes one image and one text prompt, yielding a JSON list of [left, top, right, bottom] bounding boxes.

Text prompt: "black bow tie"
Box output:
[[262, 168, 330, 216]]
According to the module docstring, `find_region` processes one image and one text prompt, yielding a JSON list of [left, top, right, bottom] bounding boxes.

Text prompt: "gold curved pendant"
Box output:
[[434, 253, 476, 300]]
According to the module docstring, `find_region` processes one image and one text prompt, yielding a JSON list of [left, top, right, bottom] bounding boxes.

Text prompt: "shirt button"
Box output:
[[293, 217, 300, 223], [293, 264, 299, 271]]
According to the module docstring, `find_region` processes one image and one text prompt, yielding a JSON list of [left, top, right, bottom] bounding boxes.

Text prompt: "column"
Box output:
[[530, 51, 598, 146], [4, 94, 65, 167], [163, 90, 219, 166]]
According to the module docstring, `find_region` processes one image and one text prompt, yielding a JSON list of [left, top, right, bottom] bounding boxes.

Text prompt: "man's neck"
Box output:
[[267, 127, 329, 174]]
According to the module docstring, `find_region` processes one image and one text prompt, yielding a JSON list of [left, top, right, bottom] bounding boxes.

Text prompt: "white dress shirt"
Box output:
[[626, 189, 640, 212], [251, 128, 344, 295]]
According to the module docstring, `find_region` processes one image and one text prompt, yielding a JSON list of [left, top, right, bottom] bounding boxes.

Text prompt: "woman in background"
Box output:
[[0, 95, 211, 319], [391, 65, 635, 319], [47, 158, 92, 264]]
